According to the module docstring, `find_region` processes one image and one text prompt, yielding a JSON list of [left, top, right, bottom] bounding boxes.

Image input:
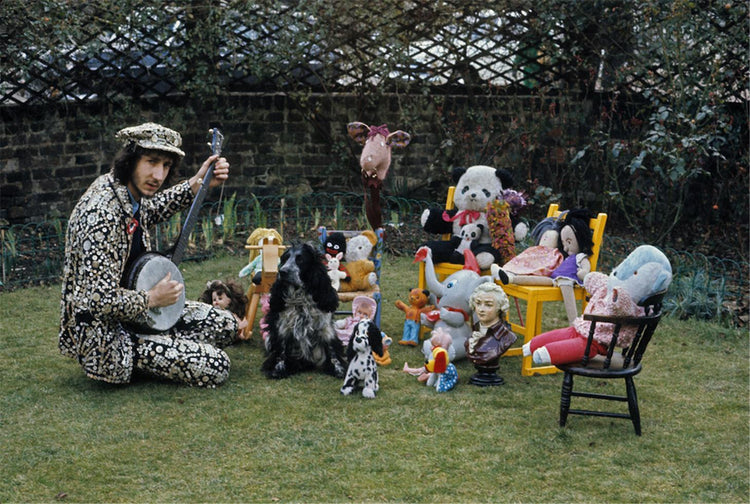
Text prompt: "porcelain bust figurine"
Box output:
[[466, 282, 517, 386]]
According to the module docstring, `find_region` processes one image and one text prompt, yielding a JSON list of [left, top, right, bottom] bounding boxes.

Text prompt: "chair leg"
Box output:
[[625, 376, 642, 436], [559, 372, 573, 427], [242, 286, 260, 340]]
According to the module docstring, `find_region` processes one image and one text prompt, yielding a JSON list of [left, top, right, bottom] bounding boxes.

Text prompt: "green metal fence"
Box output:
[[2, 193, 747, 326]]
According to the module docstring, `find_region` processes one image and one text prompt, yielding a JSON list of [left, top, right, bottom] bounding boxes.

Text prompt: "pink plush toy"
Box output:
[[347, 122, 411, 229]]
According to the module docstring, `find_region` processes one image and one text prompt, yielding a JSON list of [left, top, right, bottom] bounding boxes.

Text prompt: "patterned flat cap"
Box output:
[[116, 122, 185, 158]]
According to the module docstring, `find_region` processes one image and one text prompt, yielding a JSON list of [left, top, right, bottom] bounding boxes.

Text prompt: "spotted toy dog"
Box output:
[[341, 319, 384, 398], [262, 242, 347, 379]]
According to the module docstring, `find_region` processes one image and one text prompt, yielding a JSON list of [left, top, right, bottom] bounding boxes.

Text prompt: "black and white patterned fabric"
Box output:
[[59, 173, 237, 386]]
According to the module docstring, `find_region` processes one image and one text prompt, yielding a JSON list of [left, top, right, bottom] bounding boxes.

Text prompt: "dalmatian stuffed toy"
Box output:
[[340, 319, 385, 398], [420, 165, 527, 270]]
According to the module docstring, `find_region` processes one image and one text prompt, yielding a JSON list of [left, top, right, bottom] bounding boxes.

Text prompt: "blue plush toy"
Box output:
[[607, 245, 672, 303]]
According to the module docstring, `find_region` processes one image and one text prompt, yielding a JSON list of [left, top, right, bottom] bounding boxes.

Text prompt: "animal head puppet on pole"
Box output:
[[347, 122, 411, 229]]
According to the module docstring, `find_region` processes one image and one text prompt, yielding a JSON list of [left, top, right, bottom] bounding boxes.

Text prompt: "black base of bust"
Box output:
[[469, 368, 505, 387]]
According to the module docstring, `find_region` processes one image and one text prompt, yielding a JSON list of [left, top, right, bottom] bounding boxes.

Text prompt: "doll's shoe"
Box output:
[[491, 264, 509, 284], [398, 339, 417, 346], [532, 347, 551, 365], [522, 342, 532, 357]]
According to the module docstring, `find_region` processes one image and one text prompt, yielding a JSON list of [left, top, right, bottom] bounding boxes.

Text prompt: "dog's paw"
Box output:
[[340, 386, 353, 396], [269, 361, 288, 379], [332, 361, 346, 379], [362, 388, 376, 399]]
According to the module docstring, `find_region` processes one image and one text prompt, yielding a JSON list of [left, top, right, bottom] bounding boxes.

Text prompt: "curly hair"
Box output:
[[111, 145, 182, 188], [199, 279, 247, 318]]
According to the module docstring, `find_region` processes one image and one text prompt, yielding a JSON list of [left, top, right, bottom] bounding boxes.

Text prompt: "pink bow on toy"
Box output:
[[367, 124, 390, 139]]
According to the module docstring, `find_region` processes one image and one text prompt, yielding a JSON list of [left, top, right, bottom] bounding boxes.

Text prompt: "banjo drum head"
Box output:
[[131, 253, 185, 333]]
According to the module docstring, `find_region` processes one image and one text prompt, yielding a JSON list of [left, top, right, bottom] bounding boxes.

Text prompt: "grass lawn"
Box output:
[[1, 252, 748, 503]]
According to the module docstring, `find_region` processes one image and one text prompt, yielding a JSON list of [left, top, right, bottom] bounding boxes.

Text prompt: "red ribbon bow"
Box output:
[[442, 209, 481, 226], [367, 124, 390, 139]]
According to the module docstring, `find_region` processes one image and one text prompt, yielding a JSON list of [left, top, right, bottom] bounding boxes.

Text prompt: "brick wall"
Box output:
[[0, 93, 580, 225], [1, 93, 453, 224]]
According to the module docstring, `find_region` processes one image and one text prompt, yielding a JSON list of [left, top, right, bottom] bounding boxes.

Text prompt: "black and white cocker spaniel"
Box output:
[[341, 319, 384, 398], [262, 242, 347, 379]]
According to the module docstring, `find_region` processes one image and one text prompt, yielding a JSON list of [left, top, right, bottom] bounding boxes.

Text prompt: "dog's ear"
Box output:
[[369, 322, 384, 357]]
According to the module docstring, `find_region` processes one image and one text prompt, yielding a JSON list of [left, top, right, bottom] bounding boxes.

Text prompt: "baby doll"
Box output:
[[334, 295, 377, 346], [402, 328, 458, 392], [395, 288, 435, 347], [523, 271, 643, 366], [466, 282, 517, 385], [492, 209, 594, 324], [199, 279, 249, 336]]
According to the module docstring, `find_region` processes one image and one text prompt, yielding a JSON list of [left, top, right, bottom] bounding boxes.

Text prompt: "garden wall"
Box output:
[[0, 93, 587, 225]]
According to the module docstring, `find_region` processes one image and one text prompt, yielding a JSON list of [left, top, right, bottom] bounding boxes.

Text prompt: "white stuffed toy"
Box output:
[[325, 252, 347, 291], [420, 165, 527, 270]]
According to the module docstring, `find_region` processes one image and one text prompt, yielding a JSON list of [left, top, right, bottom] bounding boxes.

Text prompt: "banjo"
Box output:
[[124, 126, 224, 333]]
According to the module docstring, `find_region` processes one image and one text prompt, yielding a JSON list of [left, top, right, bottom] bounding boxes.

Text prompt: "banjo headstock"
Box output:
[[209, 127, 224, 156]]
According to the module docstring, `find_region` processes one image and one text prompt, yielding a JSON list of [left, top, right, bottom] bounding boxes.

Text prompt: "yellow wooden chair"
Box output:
[[502, 204, 607, 376]]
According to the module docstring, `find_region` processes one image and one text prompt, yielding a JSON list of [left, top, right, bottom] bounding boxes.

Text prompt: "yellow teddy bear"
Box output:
[[339, 230, 378, 293]]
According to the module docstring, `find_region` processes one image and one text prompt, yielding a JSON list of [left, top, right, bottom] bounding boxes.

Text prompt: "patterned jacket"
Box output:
[[59, 173, 195, 383]]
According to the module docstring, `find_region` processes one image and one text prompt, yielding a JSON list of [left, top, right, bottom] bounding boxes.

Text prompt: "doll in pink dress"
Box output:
[[492, 209, 594, 324]]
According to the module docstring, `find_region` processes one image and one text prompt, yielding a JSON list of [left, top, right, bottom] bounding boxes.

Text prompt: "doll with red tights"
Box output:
[[522, 271, 643, 366]]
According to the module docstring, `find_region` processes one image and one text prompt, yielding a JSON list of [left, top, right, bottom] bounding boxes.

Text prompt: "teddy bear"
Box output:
[[395, 287, 436, 346], [420, 165, 527, 270], [338, 230, 378, 293], [456, 222, 484, 254]]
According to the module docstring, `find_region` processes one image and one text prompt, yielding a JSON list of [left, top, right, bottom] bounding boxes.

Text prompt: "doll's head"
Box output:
[[530, 217, 562, 249], [558, 209, 594, 257], [469, 282, 510, 327], [246, 228, 283, 263], [429, 327, 453, 350], [352, 295, 377, 321], [199, 279, 247, 318], [324, 232, 347, 257]]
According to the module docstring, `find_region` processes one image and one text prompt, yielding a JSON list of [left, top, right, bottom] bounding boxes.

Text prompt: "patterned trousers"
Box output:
[[133, 301, 238, 388]]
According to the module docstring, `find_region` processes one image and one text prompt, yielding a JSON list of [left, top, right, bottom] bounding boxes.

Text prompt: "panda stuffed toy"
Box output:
[[420, 165, 527, 270]]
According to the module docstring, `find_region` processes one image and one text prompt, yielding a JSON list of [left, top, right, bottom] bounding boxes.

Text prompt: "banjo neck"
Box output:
[[169, 127, 224, 266]]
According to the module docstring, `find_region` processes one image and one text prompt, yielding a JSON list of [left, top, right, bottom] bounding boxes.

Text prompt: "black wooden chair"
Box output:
[[556, 291, 667, 435]]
